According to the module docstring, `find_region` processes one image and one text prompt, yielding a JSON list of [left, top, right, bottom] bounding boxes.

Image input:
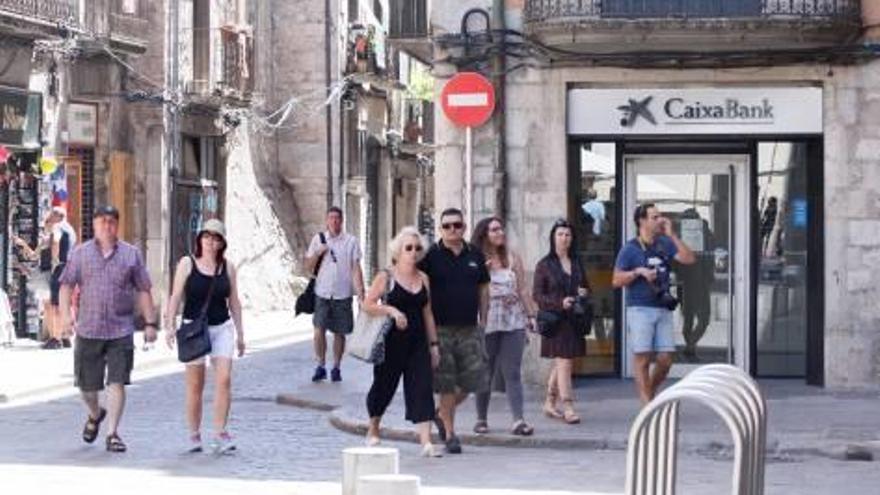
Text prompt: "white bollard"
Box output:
[[342, 447, 399, 495], [357, 474, 420, 495]]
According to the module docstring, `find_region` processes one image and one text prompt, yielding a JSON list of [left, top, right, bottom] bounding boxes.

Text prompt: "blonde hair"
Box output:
[[388, 226, 427, 265]]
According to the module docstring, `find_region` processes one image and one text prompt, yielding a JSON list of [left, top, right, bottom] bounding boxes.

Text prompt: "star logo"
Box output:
[[617, 96, 657, 128]]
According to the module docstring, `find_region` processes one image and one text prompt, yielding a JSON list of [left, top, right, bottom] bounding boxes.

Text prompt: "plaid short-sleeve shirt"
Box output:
[[59, 239, 153, 340]]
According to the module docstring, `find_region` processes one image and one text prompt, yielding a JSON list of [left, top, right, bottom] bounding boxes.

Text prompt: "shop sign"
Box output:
[[568, 87, 822, 135], [67, 103, 97, 145]]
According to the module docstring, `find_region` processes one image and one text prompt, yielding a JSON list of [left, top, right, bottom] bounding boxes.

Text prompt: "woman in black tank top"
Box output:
[[361, 227, 442, 457], [165, 219, 244, 455]]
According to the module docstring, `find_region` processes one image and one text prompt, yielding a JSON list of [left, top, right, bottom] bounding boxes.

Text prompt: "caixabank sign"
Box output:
[[568, 87, 822, 135]]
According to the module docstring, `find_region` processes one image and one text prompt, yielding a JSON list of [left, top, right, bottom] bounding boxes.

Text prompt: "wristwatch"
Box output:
[[144, 322, 158, 328], [429, 341, 439, 348]]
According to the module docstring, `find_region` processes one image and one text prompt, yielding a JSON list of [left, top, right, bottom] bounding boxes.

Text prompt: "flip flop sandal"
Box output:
[[82, 408, 107, 444], [511, 420, 534, 436], [106, 433, 127, 453], [473, 420, 489, 435]]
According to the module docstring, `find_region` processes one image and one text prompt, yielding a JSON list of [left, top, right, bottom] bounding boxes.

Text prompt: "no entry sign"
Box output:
[[441, 72, 496, 128]]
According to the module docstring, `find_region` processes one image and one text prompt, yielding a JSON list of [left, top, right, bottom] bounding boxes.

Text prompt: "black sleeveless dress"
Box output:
[[365, 280, 436, 424]]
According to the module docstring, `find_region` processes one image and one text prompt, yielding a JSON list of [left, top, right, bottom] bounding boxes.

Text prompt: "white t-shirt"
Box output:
[[306, 231, 362, 300]]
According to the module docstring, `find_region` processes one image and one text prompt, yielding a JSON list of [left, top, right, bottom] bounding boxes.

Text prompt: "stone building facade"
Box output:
[[428, 0, 880, 388]]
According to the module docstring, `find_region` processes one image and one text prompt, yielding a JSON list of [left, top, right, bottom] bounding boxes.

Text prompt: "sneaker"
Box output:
[[187, 433, 203, 453], [421, 443, 443, 458], [62, 338, 72, 348], [311, 365, 327, 382], [330, 367, 342, 382], [211, 432, 236, 455], [444, 435, 462, 455], [42, 338, 61, 350]]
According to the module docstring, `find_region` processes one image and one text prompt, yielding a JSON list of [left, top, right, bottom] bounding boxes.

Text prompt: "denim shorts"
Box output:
[[627, 306, 676, 354]]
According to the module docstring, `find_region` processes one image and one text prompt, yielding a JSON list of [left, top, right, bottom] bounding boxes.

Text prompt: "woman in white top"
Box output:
[[471, 217, 538, 436]]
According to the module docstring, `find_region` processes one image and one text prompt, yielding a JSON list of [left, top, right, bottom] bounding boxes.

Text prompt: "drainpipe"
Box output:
[[324, 0, 333, 209], [492, 0, 508, 220]]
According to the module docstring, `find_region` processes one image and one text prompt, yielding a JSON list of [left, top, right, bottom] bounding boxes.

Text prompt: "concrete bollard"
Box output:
[[357, 474, 420, 495], [342, 447, 399, 495]]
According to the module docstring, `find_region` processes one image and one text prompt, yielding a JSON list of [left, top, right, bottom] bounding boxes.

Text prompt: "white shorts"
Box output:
[[185, 319, 236, 366]]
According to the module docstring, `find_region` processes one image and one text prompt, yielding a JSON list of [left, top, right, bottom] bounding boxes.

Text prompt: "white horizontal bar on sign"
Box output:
[[448, 93, 489, 107]]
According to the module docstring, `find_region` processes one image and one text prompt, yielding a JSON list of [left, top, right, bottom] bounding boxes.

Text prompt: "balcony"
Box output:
[[387, 0, 431, 63], [524, 0, 863, 55], [0, 0, 79, 39], [184, 26, 253, 105], [108, 0, 149, 53]]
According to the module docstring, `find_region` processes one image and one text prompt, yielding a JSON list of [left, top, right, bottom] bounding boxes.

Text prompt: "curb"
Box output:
[[275, 392, 877, 461], [328, 407, 625, 450], [1, 331, 297, 405], [276, 393, 338, 412]]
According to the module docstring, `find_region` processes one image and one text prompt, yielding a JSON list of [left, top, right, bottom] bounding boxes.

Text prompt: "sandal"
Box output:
[[543, 390, 563, 419], [561, 398, 581, 425], [511, 420, 534, 436], [82, 408, 107, 444], [106, 433, 127, 453], [473, 420, 489, 435]]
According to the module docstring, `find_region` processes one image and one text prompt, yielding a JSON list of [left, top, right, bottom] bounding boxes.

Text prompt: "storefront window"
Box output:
[[574, 142, 617, 375], [756, 142, 809, 377]]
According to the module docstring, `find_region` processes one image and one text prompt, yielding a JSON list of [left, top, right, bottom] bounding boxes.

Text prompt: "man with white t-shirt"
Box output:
[[304, 207, 365, 382]]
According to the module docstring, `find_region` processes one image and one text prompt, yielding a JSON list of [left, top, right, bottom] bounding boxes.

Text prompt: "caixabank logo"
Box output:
[[617, 94, 776, 128]]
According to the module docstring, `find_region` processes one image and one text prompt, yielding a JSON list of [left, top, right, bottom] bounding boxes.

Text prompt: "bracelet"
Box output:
[[429, 341, 439, 347], [145, 322, 158, 328]]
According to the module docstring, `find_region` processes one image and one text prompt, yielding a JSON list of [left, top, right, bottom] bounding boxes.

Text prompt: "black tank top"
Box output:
[[183, 257, 231, 325], [384, 280, 429, 345]]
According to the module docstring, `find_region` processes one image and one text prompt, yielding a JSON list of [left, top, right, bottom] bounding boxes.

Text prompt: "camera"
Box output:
[[657, 291, 679, 311], [572, 295, 590, 317]]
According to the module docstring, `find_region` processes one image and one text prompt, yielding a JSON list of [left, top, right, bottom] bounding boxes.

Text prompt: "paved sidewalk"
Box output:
[[0, 310, 309, 404], [277, 343, 880, 460]]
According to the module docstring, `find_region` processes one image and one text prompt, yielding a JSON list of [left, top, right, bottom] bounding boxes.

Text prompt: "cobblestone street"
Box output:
[[1, 338, 878, 494]]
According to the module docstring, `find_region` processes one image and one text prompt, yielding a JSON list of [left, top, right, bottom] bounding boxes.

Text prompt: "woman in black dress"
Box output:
[[362, 226, 442, 457], [533, 219, 590, 424]]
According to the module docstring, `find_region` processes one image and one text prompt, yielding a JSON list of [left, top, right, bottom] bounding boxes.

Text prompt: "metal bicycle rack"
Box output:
[[625, 364, 767, 495]]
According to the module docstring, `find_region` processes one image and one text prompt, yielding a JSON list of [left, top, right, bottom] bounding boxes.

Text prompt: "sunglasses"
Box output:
[[441, 222, 464, 231], [404, 244, 423, 253]]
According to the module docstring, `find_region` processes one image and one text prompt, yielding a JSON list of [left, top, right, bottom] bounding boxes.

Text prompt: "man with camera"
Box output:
[[613, 203, 695, 405]]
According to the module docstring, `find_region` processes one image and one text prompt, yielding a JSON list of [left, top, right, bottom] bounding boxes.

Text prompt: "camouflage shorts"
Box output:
[[434, 325, 488, 394]]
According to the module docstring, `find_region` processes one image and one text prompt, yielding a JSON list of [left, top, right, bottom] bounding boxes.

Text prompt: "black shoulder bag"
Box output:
[[295, 233, 327, 315], [176, 261, 220, 363]]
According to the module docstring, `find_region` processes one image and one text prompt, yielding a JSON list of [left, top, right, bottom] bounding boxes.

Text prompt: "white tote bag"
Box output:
[[347, 270, 395, 364]]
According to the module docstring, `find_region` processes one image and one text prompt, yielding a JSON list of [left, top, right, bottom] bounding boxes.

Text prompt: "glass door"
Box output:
[[623, 155, 750, 377]]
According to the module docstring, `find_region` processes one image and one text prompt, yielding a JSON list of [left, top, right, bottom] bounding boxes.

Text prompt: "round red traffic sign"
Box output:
[[440, 72, 496, 128]]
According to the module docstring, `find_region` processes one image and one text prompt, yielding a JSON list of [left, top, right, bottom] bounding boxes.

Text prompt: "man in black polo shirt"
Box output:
[[418, 208, 490, 454]]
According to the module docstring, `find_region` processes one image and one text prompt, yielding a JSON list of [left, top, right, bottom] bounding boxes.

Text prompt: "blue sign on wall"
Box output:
[[792, 198, 807, 229]]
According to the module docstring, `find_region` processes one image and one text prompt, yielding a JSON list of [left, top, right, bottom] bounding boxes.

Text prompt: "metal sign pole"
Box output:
[[465, 126, 473, 231]]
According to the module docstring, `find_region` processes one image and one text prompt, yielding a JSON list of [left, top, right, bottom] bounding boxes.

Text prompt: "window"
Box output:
[[372, 0, 383, 23], [573, 142, 618, 375], [121, 0, 138, 15]]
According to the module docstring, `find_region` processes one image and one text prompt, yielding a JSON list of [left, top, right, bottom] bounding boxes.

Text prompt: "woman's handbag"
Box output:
[[295, 233, 327, 316], [347, 269, 395, 364], [536, 309, 563, 338], [176, 262, 220, 363]]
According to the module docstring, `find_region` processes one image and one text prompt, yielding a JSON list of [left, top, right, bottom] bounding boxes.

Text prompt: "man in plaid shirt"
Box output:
[[59, 205, 157, 453]]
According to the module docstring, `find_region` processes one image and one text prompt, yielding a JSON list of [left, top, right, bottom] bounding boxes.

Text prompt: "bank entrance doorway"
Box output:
[[623, 155, 750, 378]]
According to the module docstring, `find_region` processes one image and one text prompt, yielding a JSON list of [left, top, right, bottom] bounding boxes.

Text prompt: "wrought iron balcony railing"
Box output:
[[0, 0, 78, 25], [525, 0, 862, 22]]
